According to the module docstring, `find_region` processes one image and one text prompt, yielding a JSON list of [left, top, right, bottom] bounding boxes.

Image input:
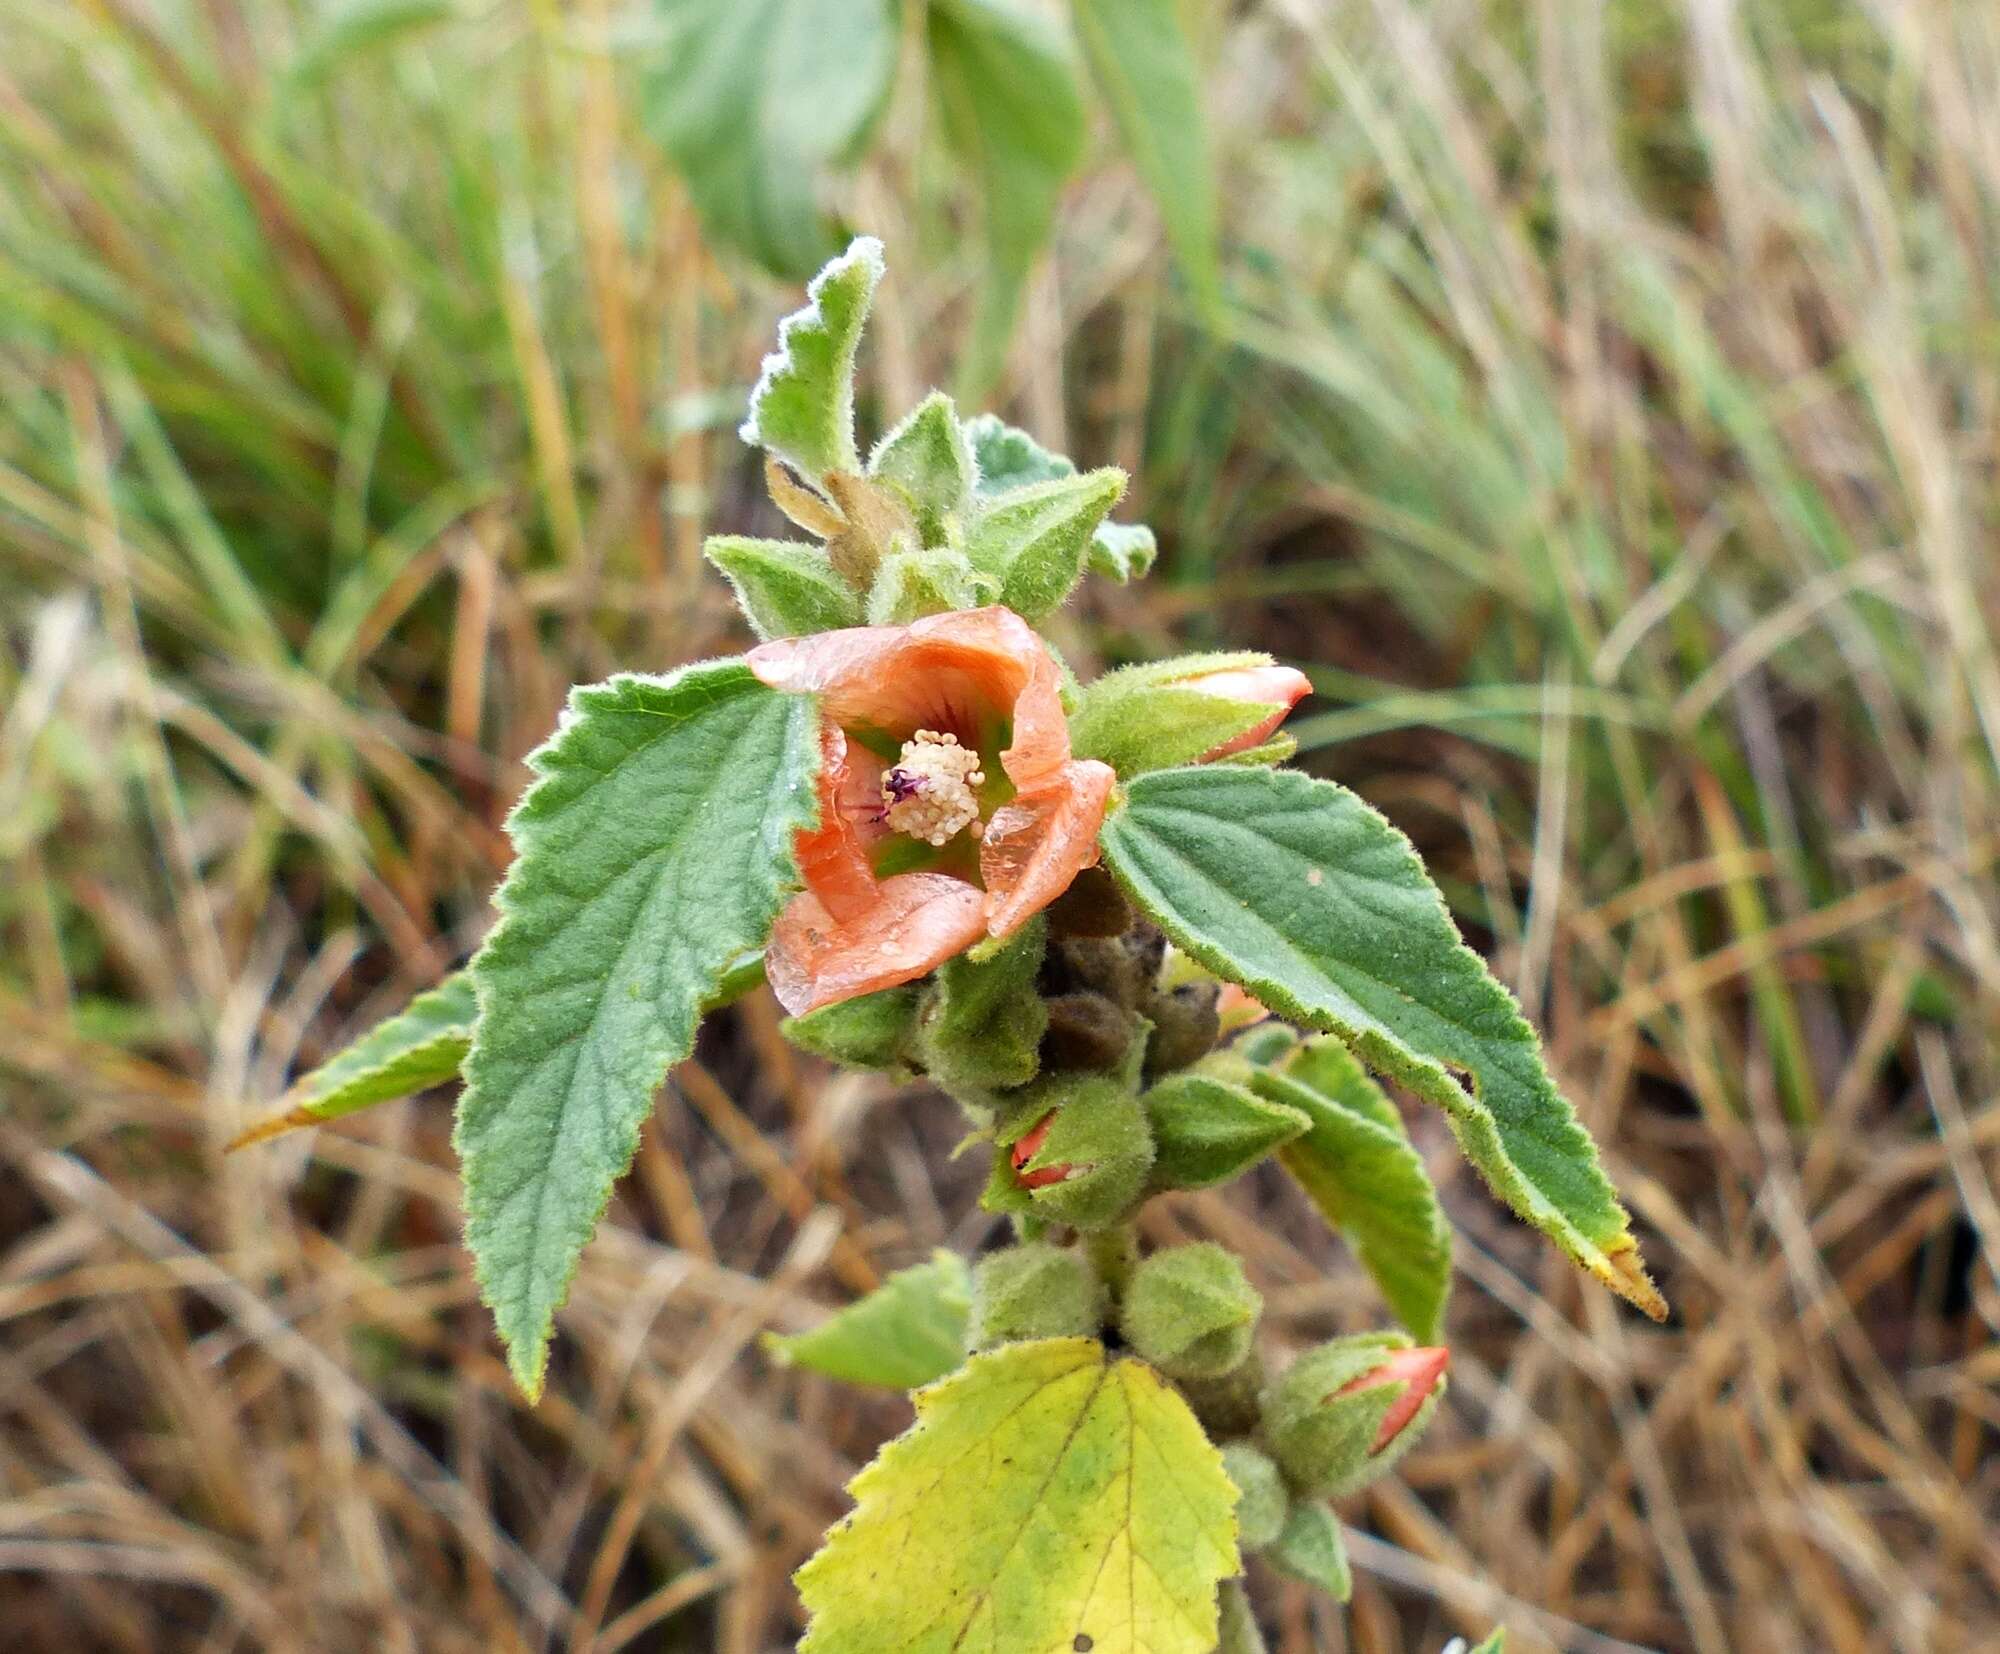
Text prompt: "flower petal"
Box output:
[[980, 758, 1117, 938], [791, 725, 883, 924], [765, 872, 988, 1015], [1184, 664, 1312, 759], [1336, 1345, 1450, 1453]]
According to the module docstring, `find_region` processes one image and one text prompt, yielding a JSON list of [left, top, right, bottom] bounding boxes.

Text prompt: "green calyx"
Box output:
[[1219, 1442, 1289, 1552], [1260, 1334, 1443, 1499], [982, 1075, 1155, 1230], [915, 917, 1049, 1099], [1119, 1242, 1262, 1381], [783, 986, 921, 1070], [1144, 1070, 1310, 1191], [965, 1241, 1106, 1351]]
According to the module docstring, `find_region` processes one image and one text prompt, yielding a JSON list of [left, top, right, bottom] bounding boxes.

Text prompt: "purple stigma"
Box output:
[[883, 767, 923, 803]]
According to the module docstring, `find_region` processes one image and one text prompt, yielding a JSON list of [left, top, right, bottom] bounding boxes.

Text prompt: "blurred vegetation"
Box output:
[[1, 1, 1996, 1650]]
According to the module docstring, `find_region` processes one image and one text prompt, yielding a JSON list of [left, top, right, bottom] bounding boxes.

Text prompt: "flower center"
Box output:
[[880, 729, 985, 847]]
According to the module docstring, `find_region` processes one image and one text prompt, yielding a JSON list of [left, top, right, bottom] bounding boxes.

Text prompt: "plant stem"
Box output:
[[1085, 1224, 1138, 1302]]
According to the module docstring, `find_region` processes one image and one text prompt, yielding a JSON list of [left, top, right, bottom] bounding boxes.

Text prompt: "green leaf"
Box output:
[[783, 985, 921, 1069], [926, 0, 1085, 392], [867, 392, 974, 542], [1267, 1500, 1351, 1603], [796, 1337, 1239, 1653], [864, 548, 997, 622], [1069, 669, 1276, 778], [704, 536, 863, 639], [965, 413, 1159, 582], [1088, 519, 1157, 582], [1465, 1632, 1509, 1654], [1143, 1070, 1308, 1190], [965, 467, 1126, 619], [765, 1251, 972, 1389], [455, 662, 821, 1397], [1072, 0, 1223, 317], [1255, 1038, 1451, 1342], [1098, 766, 1665, 1322], [739, 235, 885, 480], [642, 4, 898, 279], [229, 972, 475, 1149]]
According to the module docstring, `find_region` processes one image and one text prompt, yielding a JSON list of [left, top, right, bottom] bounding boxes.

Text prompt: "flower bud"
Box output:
[[1261, 1336, 1448, 1499], [1143, 1071, 1309, 1192], [1181, 664, 1312, 760], [1139, 981, 1222, 1079], [1219, 1442, 1288, 1552], [782, 985, 920, 1070], [1119, 1243, 1261, 1380], [914, 916, 1048, 1097], [982, 1077, 1155, 1230], [966, 1242, 1105, 1351]]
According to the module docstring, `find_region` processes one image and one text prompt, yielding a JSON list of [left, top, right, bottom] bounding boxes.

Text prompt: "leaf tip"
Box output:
[[224, 1102, 316, 1153], [1603, 1242, 1669, 1322]]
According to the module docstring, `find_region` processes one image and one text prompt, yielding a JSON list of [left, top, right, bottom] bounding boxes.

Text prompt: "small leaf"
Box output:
[[1144, 1070, 1308, 1190], [1466, 1632, 1509, 1654], [1255, 1038, 1451, 1342], [1069, 678, 1274, 779], [1072, 0, 1223, 317], [228, 972, 475, 1149], [795, 1337, 1240, 1654], [739, 236, 885, 480], [1098, 766, 1665, 1322], [456, 662, 821, 1397], [1088, 519, 1157, 582], [966, 412, 1161, 581], [965, 467, 1126, 619], [925, 0, 1085, 392], [766, 1251, 972, 1389], [868, 391, 974, 542], [1267, 1501, 1351, 1603], [704, 536, 863, 639], [642, 2, 898, 279], [782, 985, 921, 1069]]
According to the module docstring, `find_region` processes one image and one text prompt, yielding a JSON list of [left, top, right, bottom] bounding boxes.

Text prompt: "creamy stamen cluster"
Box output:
[[881, 729, 986, 846]]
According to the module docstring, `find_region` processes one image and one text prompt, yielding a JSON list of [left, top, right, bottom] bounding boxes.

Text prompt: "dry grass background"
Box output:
[[2, 1, 1997, 1650]]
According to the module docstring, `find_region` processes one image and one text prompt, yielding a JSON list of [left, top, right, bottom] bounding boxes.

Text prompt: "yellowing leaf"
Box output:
[[796, 1337, 1240, 1654]]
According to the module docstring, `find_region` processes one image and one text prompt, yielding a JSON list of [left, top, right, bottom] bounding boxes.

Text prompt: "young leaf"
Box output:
[[867, 391, 974, 541], [796, 1337, 1239, 1653], [1089, 518, 1157, 582], [765, 1251, 972, 1389], [1267, 1500, 1351, 1603], [1253, 1039, 1451, 1342], [1098, 766, 1665, 1322], [1072, 0, 1223, 317], [228, 972, 475, 1150], [642, 2, 897, 279], [864, 548, 996, 623], [925, 0, 1085, 392], [966, 412, 1159, 581], [455, 662, 820, 1398], [740, 236, 885, 481], [965, 467, 1126, 619], [704, 536, 863, 639]]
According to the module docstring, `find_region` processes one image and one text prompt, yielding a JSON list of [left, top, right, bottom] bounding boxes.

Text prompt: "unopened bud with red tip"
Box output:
[[1182, 663, 1312, 760], [1261, 1334, 1449, 1499], [982, 1076, 1154, 1230]]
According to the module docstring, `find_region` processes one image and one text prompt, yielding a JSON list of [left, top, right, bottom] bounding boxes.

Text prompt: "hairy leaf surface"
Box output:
[[1256, 1039, 1451, 1341], [739, 235, 885, 479], [1099, 766, 1663, 1321], [797, 1337, 1239, 1653], [456, 662, 820, 1396], [766, 1252, 971, 1389]]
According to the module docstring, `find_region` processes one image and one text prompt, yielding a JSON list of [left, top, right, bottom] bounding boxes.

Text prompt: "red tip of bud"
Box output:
[[1334, 1345, 1448, 1453], [1009, 1113, 1073, 1189]]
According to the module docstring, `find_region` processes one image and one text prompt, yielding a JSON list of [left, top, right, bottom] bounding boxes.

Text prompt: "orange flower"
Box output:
[[749, 608, 1116, 1015], [1181, 663, 1312, 759]]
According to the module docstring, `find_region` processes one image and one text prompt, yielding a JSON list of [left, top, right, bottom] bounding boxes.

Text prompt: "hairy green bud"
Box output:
[[982, 1077, 1155, 1230], [1039, 991, 1138, 1072], [1267, 1499, 1352, 1602], [782, 986, 919, 1070], [1262, 1337, 1449, 1499], [915, 917, 1047, 1096], [1119, 1243, 1261, 1380], [965, 1242, 1104, 1351], [1219, 1442, 1289, 1551], [1144, 1072, 1310, 1191], [1176, 1349, 1267, 1440]]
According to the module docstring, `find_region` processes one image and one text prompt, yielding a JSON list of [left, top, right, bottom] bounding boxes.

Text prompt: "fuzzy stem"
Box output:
[[1085, 1224, 1138, 1302]]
